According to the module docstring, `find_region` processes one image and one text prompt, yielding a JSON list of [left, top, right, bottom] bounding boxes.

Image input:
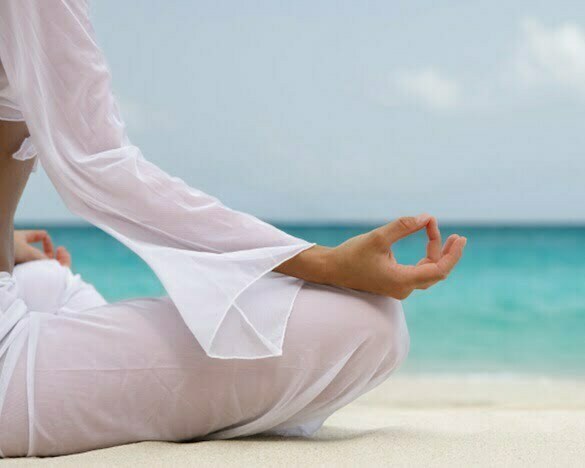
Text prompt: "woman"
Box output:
[[0, 0, 466, 457]]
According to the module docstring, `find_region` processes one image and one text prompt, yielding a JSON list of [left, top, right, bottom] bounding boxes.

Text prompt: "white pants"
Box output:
[[0, 260, 409, 457]]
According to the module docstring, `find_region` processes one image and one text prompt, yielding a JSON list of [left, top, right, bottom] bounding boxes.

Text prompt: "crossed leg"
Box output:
[[0, 260, 409, 457]]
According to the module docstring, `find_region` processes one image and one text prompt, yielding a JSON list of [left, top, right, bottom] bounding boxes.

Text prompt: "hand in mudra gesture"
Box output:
[[326, 214, 466, 299], [277, 214, 466, 300], [14, 230, 72, 267]]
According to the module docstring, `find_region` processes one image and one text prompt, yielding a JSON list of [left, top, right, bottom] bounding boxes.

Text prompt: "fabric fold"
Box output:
[[0, 274, 31, 433], [11, 137, 38, 172]]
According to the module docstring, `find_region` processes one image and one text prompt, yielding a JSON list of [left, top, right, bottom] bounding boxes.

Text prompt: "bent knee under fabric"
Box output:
[[13, 260, 106, 314], [0, 261, 107, 457], [259, 283, 410, 437], [0, 280, 408, 457]]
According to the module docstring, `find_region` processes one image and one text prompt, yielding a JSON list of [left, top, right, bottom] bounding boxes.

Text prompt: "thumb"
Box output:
[[25, 245, 48, 261], [379, 214, 432, 244]]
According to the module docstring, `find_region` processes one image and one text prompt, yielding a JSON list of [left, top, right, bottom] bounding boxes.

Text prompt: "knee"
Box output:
[[361, 295, 410, 370], [13, 259, 71, 313], [13, 258, 70, 281], [292, 283, 410, 372]]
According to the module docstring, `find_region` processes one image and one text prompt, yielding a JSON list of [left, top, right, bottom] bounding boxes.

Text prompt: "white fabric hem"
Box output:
[[207, 242, 316, 360], [0, 105, 24, 122], [11, 137, 38, 172]]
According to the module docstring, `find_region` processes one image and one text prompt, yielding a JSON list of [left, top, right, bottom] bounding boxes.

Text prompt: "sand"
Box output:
[[2, 374, 584, 467]]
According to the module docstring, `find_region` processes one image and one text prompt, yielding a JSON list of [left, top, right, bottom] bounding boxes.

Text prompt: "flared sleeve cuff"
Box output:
[[110, 233, 316, 359]]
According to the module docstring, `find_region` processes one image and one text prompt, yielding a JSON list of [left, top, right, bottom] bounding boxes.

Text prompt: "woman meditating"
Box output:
[[0, 0, 466, 457]]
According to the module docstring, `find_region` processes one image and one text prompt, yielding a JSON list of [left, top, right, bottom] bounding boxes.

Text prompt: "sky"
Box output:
[[16, 0, 585, 224]]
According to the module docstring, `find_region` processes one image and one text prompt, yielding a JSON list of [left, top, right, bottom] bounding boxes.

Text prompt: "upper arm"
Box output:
[[0, 119, 29, 159]]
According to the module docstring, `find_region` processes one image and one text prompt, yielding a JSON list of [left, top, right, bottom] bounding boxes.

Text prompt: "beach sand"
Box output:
[[3, 374, 584, 467]]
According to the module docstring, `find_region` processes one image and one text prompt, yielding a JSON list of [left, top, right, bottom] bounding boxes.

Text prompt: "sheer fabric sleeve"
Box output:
[[0, 60, 22, 121], [0, 0, 315, 359]]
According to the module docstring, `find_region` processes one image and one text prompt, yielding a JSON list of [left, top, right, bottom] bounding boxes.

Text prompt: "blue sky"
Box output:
[[17, 0, 585, 223]]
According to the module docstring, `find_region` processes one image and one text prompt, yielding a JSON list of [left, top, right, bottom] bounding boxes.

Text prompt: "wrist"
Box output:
[[274, 244, 334, 284], [0, 224, 14, 273], [310, 245, 334, 285]]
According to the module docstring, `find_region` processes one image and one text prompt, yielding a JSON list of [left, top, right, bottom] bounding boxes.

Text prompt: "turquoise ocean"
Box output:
[[21, 225, 585, 377]]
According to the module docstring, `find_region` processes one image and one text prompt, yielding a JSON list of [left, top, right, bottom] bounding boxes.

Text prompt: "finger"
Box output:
[[56, 246, 72, 268], [23, 230, 47, 243], [418, 233, 458, 266], [25, 230, 55, 258], [425, 216, 441, 263], [441, 234, 459, 256], [26, 245, 47, 261], [42, 235, 55, 259], [436, 236, 466, 276], [405, 237, 467, 287], [377, 213, 432, 245], [403, 263, 443, 287]]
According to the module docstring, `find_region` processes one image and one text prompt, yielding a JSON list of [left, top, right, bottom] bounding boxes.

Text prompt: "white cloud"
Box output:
[[377, 18, 585, 113], [514, 18, 585, 94], [393, 68, 461, 111]]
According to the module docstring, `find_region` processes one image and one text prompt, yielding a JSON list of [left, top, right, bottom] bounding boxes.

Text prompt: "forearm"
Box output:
[[274, 245, 333, 285], [0, 221, 14, 273]]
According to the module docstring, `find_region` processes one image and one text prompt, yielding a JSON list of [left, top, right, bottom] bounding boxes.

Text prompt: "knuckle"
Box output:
[[393, 287, 411, 300], [437, 270, 449, 280], [369, 229, 387, 245], [398, 216, 416, 231]]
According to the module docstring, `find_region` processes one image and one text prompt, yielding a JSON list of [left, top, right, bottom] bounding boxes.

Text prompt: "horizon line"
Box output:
[[15, 219, 585, 229]]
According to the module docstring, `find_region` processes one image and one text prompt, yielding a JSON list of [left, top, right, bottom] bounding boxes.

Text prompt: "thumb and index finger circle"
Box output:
[[377, 214, 432, 245]]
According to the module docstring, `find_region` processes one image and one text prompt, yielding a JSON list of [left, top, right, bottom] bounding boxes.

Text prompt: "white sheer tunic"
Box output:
[[0, 1, 412, 457], [0, 0, 316, 360]]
